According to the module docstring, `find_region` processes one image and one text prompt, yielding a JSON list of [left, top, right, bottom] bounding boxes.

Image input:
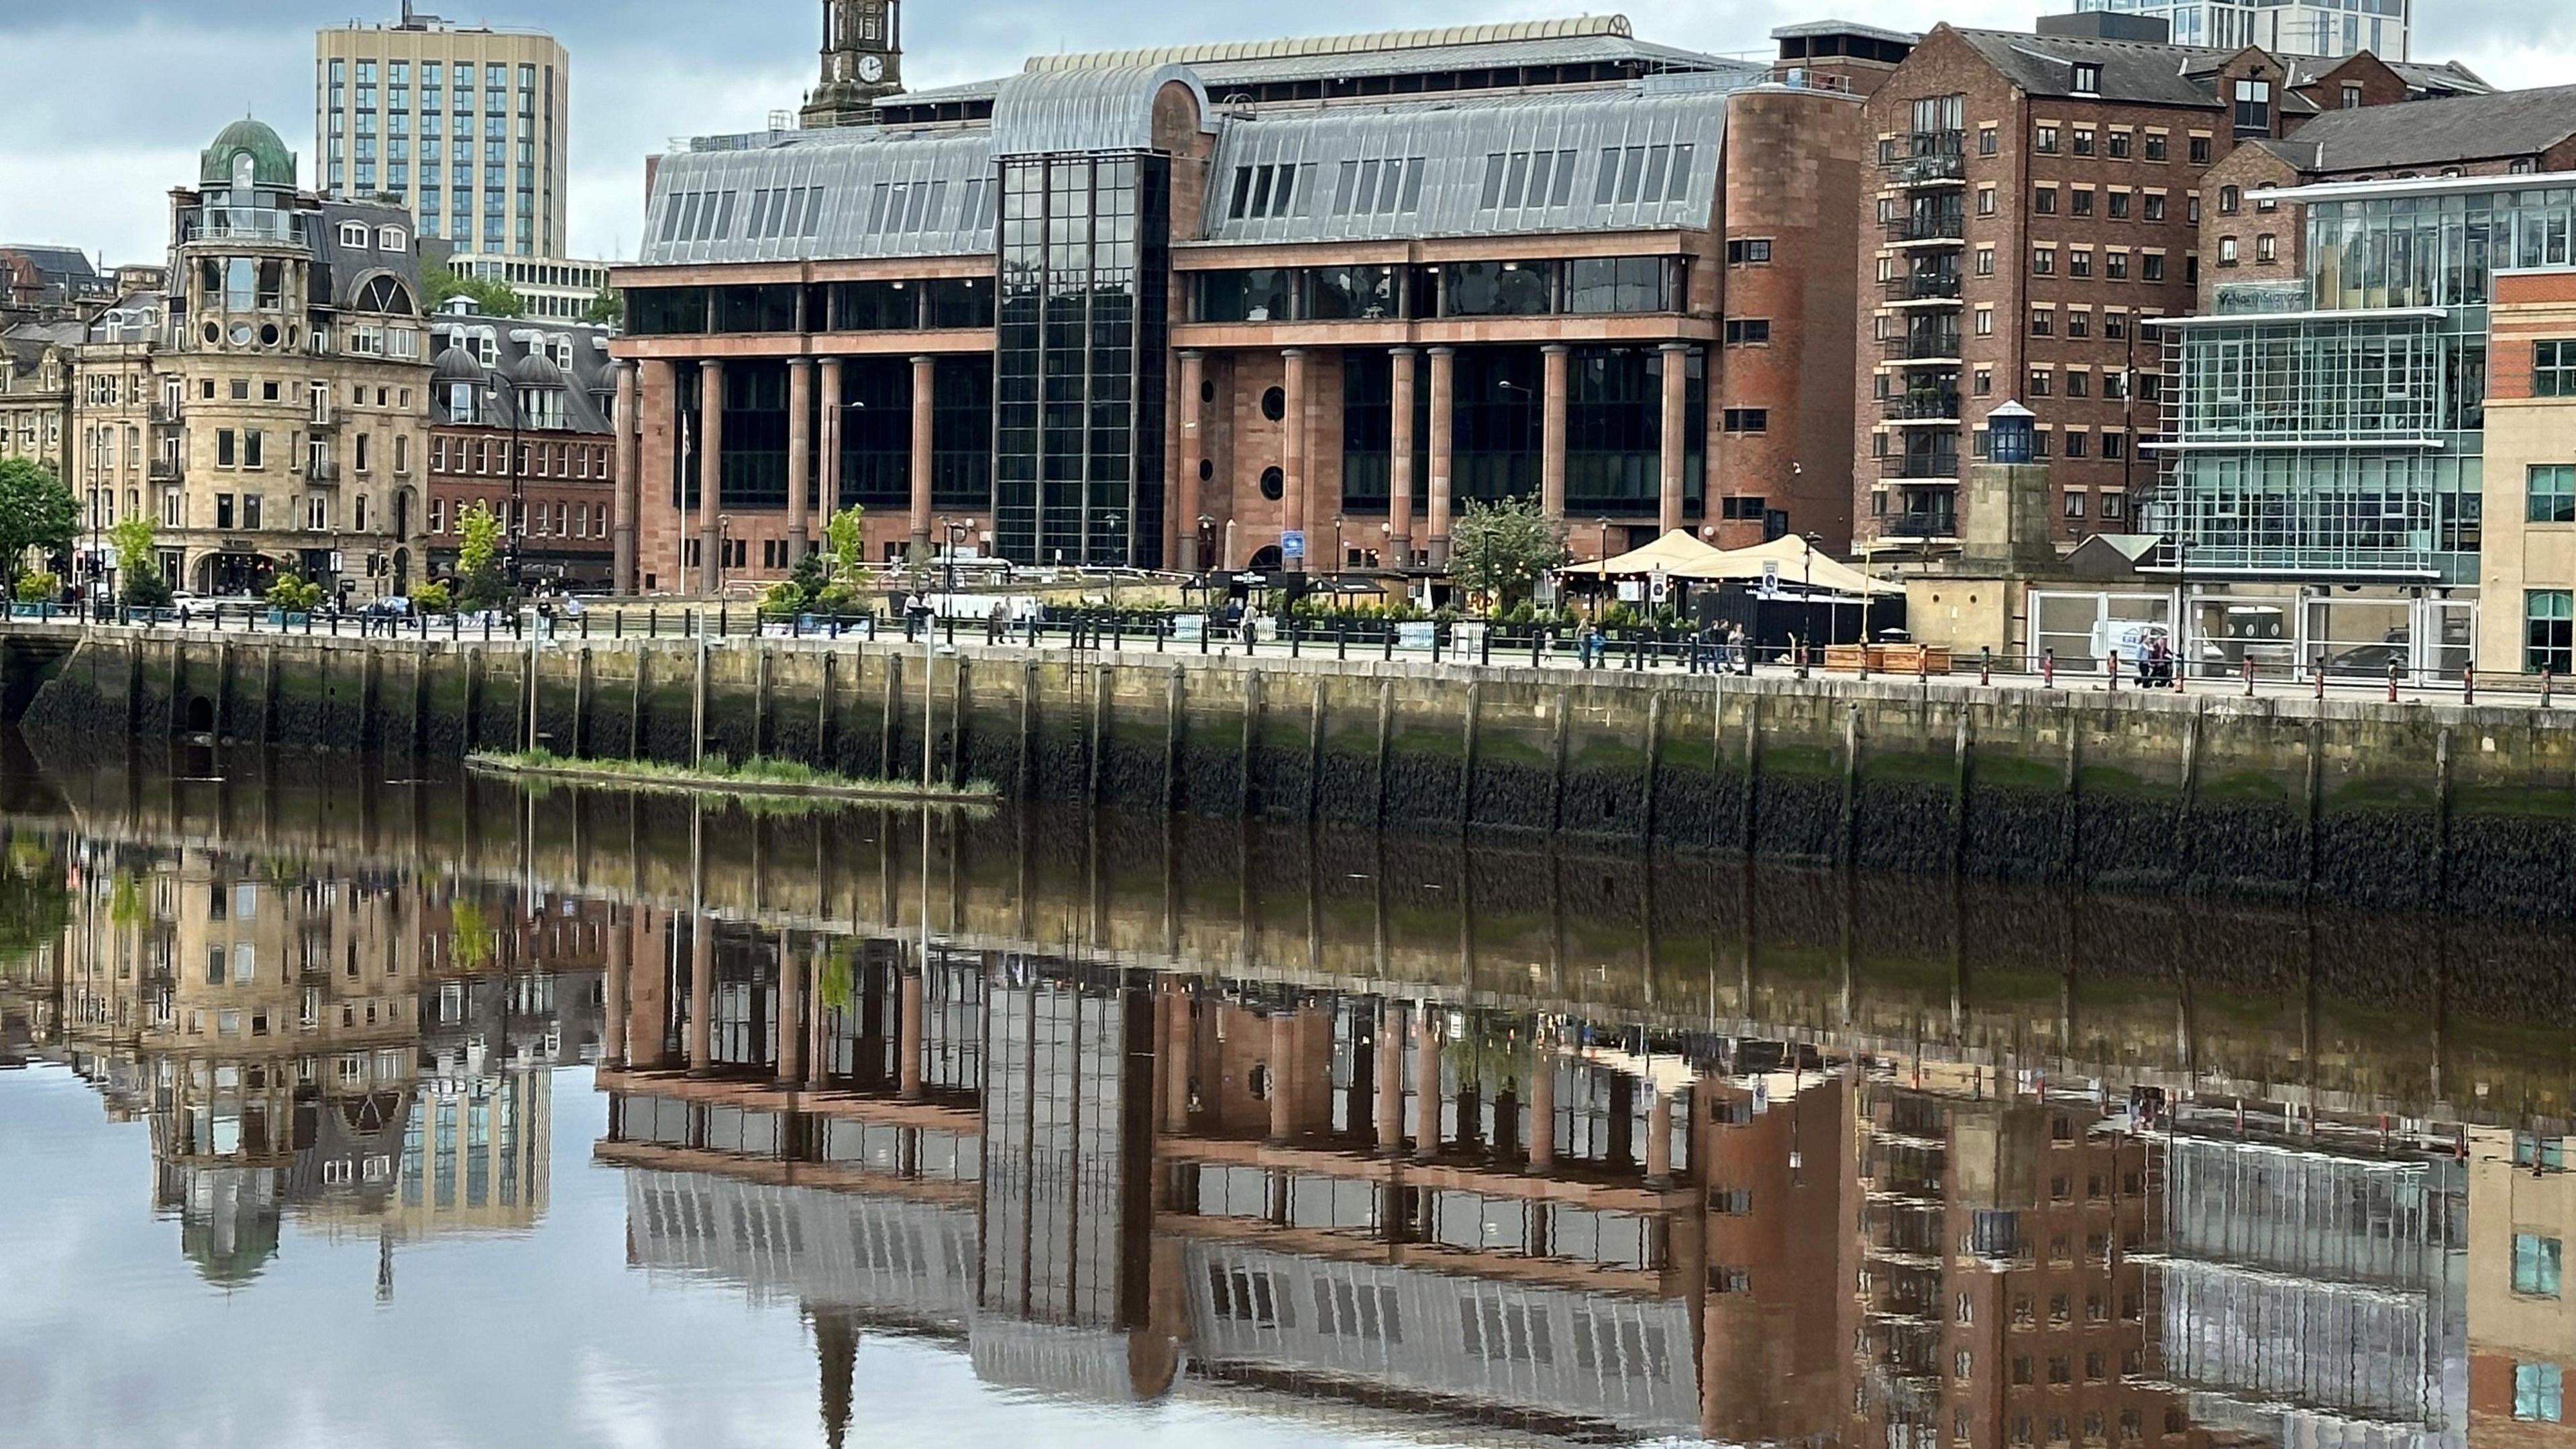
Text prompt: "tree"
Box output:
[[1449, 496, 1569, 610], [423, 260, 523, 319], [265, 572, 324, 612], [107, 513, 170, 608], [819, 504, 869, 605], [581, 287, 624, 327], [453, 500, 509, 609], [0, 457, 75, 594]]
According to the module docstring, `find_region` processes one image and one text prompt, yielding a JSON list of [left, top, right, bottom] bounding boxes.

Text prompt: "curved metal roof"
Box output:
[[639, 129, 996, 266], [1026, 15, 1631, 72], [989, 64, 1208, 156], [1197, 86, 1736, 246]]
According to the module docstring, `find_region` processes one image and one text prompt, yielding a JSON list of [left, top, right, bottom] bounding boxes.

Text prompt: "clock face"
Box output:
[[858, 53, 885, 83]]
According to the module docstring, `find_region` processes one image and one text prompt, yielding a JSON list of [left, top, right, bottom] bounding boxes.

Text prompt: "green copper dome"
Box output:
[[201, 117, 296, 191]]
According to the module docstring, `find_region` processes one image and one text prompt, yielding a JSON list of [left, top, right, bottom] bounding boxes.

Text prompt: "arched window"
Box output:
[[354, 276, 415, 315], [339, 221, 372, 248], [377, 225, 407, 252]]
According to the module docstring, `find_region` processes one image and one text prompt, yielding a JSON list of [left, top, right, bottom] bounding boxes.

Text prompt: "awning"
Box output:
[[1556, 529, 1725, 578], [1683, 534, 1902, 596]]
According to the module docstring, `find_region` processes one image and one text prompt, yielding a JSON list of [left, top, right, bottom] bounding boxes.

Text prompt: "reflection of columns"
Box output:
[[697, 360, 724, 594], [1426, 347, 1455, 568], [1413, 1004, 1442, 1159], [1646, 1083, 1675, 1187], [775, 937, 803, 1085], [786, 358, 813, 564], [612, 361, 639, 593], [908, 355, 934, 549], [1658, 342, 1689, 536], [1281, 347, 1309, 571], [1177, 350, 1205, 572], [898, 963, 924, 1100], [814, 1307, 858, 1449], [603, 910, 629, 1068], [1163, 985, 1194, 1134], [1388, 348, 1417, 567], [804, 940, 832, 1092], [1267, 1009, 1294, 1146], [1540, 343, 1570, 525], [688, 914, 714, 1075], [1375, 999, 1405, 1155], [817, 358, 843, 543], [1527, 1034, 1556, 1172]]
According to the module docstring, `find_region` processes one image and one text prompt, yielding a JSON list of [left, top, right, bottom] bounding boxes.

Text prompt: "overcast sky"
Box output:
[[3, 0, 2571, 268]]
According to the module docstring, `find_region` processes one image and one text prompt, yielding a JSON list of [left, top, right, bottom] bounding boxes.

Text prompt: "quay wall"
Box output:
[[15, 625, 2575, 920]]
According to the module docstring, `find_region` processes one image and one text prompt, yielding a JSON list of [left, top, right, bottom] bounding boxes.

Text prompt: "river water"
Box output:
[[1, 737, 2568, 1448]]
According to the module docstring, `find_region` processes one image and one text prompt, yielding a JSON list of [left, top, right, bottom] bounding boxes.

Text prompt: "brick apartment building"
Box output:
[[1854, 15, 2486, 553], [423, 308, 619, 588], [606, 6, 1907, 595]]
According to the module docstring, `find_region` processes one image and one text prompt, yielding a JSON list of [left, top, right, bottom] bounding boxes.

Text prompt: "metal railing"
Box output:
[[1882, 331, 1962, 361], [1884, 272, 1962, 303], [1883, 392, 1962, 423], [1886, 212, 1965, 243], [1880, 450, 1962, 480]]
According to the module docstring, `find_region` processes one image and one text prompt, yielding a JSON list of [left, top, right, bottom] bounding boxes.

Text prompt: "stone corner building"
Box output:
[[609, 10, 1903, 595], [162, 117, 431, 597]]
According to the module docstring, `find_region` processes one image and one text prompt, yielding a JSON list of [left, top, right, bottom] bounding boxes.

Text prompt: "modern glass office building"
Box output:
[[2072, 0, 2410, 59], [2149, 177, 2576, 587]]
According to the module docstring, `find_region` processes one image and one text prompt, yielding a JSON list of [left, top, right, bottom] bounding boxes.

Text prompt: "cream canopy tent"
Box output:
[[1555, 530, 1726, 578], [1680, 533, 1901, 597]]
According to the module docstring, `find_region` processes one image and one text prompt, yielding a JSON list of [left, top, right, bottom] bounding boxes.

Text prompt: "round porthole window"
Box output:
[[229, 324, 253, 347], [203, 322, 220, 343], [1199, 380, 1216, 405], [1260, 386, 1285, 421], [1260, 466, 1285, 500], [259, 323, 280, 347], [1197, 458, 1214, 483]]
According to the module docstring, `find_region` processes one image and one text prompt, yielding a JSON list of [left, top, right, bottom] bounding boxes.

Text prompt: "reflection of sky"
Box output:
[[0, 1066, 1409, 1449]]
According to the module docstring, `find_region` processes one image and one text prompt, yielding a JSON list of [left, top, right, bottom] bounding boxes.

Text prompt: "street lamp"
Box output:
[[1331, 513, 1346, 611], [716, 513, 733, 594], [1595, 518, 1612, 620], [1802, 530, 1821, 668], [1195, 513, 1214, 580]]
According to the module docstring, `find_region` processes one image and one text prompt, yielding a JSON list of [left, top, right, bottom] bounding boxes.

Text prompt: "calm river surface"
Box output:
[[1, 737, 2569, 1448]]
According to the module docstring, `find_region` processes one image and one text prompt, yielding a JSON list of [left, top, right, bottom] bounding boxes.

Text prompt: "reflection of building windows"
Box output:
[[2515, 1232, 2563, 1297], [1207, 1263, 1289, 1326], [1570, 1308, 1667, 1379], [1311, 1278, 1400, 1342], [2517, 1362, 2565, 1422], [1459, 1292, 1552, 1363]]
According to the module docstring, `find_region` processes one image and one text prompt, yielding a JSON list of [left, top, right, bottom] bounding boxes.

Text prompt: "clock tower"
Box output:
[[803, 0, 903, 129]]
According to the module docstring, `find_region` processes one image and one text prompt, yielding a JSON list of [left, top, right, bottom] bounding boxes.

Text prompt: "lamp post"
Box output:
[[1802, 531, 1820, 665], [1195, 513, 1214, 582], [1331, 513, 1346, 611], [1594, 517, 1611, 620], [715, 513, 732, 597]]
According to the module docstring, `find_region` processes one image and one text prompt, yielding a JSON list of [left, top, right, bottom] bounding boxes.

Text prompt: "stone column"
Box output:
[[1267, 1009, 1295, 1146], [775, 935, 803, 1086], [898, 962, 924, 1100], [687, 914, 714, 1075], [908, 355, 934, 553], [1527, 1033, 1556, 1172], [1413, 1003, 1442, 1159], [1658, 343, 1689, 537], [1541, 343, 1570, 526], [1375, 998, 1405, 1155], [817, 358, 843, 544], [804, 939, 833, 1093], [1646, 1083, 1676, 1187], [602, 907, 630, 1068], [612, 361, 641, 594], [697, 360, 724, 594], [1281, 347, 1309, 572], [1176, 350, 1205, 572], [786, 359, 813, 564], [1387, 348, 1417, 568], [1163, 984, 1195, 1134], [1426, 347, 1456, 568]]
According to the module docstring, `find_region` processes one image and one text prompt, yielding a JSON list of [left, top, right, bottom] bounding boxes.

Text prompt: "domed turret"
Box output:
[[506, 350, 567, 390], [431, 343, 486, 386], [201, 117, 297, 191]]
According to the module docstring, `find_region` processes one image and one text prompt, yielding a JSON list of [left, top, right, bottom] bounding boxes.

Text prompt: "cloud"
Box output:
[[0, 0, 2565, 266]]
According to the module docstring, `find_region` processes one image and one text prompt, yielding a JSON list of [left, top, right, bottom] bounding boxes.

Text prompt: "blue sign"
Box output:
[[1280, 530, 1306, 559]]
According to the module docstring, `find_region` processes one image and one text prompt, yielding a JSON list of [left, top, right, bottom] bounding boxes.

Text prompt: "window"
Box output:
[[2108, 129, 2131, 159], [378, 225, 406, 251], [2028, 370, 2052, 397], [1980, 125, 1998, 155], [216, 429, 236, 468], [2073, 129, 2095, 157], [2514, 1233, 2564, 1297], [1978, 185, 1996, 217], [2073, 63, 2100, 94], [2535, 341, 2576, 396], [2145, 132, 2168, 161], [2103, 488, 2126, 516], [2141, 253, 2165, 281], [2516, 1363, 2565, 1423], [1721, 408, 1768, 433], [2219, 235, 2239, 265], [2189, 134, 2212, 164], [1976, 246, 1995, 276], [2067, 310, 2090, 337], [2070, 250, 2092, 278], [2531, 592, 2575, 675], [1976, 307, 1994, 336], [2066, 371, 2089, 397], [2257, 233, 2276, 263], [2034, 185, 2057, 215], [2106, 251, 2129, 280], [1725, 238, 1772, 265], [2234, 79, 2272, 136], [2065, 431, 2087, 458], [339, 221, 371, 248], [2529, 465, 2576, 523], [2033, 247, 2055, 276], [2343, 83, 2365, 110], [1723, 319, 1770, 345], [2255, 185, 2277, 211], [2219, 185, 2240, 215], [1974, 367, 1992, 396], [2143, 193, 2165, 221], [2035, 125, 2059, 154], [2030, 308, 2052, 336]]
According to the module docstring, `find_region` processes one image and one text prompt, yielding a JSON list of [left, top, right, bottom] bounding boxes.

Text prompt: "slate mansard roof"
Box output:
[[2250, 82, 2576, 173]]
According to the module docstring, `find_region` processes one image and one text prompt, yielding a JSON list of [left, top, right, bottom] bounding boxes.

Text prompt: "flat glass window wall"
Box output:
[[1189, 258, 1680, 323], [627, 279, 994, 335]]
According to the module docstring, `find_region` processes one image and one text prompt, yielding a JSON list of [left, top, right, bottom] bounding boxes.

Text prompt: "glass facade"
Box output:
[[994, 154, 1170, 568], [2150, 186, 2576, 583]]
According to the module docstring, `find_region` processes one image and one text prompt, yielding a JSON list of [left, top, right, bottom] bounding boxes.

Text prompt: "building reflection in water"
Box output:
[[7, 759, 2576, 1447], [17, 830, 602, 1286]]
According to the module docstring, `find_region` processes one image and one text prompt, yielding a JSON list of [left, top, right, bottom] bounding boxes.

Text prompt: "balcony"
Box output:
[[309, 407, 346, 430], [1885, 211, 1965, 245], [1881, 449, 1962, 481], [309, 460, 342, 485], [150, 398, 183, 425], [1884, 391, 1962, 424], [1879, 510, 1960, 542], [1884, 271, 1962, 305], [1881, 330, 1962, 362], [148, 458, 182, 484], [1884, 132, 1966, 186]]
